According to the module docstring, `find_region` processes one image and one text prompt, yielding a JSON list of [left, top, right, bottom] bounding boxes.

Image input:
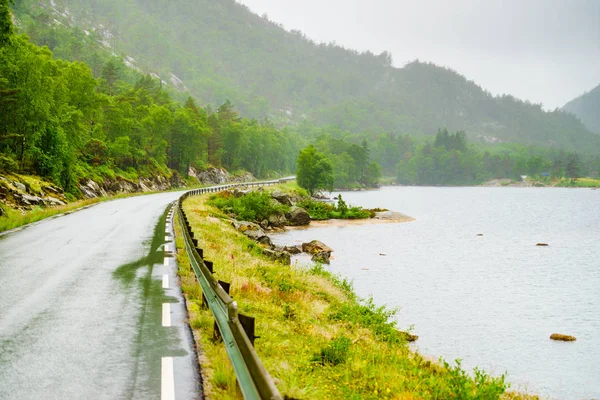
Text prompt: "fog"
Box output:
[[238, 0, 600, 109]]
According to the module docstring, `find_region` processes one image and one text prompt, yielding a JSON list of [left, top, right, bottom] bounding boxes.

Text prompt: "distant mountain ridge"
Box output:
[[562, 84, 600, 135], [11, 0, 600, 153]]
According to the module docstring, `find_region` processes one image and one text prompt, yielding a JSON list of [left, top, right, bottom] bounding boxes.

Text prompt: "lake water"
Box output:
[[271, 187, 600, 400]]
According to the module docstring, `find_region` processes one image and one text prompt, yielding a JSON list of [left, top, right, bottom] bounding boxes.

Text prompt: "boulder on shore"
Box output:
[[287, 206, 310, 226], [232, 220, 272, 246], [271, 190, 293, 206], [268, 212, 287, 228], [283, 245, 302, 255], [397, 330, 419, 342], [550, 333, 576, 342], [262, 248, 291, 265], [232, 220, 262, 233]]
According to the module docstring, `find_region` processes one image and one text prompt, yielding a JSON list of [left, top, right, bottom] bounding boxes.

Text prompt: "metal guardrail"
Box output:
[[176, 177, 295, 400]]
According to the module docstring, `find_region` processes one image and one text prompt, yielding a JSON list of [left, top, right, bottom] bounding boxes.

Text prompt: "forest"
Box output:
[[8, 0, 600, 154], [1, 0, 599, 202]]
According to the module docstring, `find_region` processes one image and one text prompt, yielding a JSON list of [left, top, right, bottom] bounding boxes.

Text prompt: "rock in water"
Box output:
[[287, 206, 310, 226], [302, 240, 333, 264], [550, 333, 576, 341], [302, 240, 333, 254], [311, 251, 331, 264]]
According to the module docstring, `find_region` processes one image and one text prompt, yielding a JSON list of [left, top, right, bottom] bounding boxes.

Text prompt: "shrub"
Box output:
[[208, 191, 290, 222], [0, 155, 18, 172], [298, 197, 371, 220], [297, 198, 335, 220], [312, 335, 352, 366]]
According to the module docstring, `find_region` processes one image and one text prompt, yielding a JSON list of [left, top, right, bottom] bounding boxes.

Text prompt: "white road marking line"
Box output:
[[165, 236, 170, 242], [161, 357, 175, 400], [164, 244, 171, 253], [164, 257, 169, 266], [162, 303, 171, 327], [162, 274, 169, 289]]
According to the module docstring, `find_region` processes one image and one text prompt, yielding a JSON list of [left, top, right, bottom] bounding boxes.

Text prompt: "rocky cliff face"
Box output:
[[0, 174, 68, 210], [188, 167, 254, 185], [1, 171, 185, 211], [1, 166, 252, 212], [78, 174, 181, 198]]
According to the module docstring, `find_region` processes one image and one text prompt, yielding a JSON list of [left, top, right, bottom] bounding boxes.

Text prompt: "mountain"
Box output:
[[563, 84, 600, 135], [11, 0, 600, 153]]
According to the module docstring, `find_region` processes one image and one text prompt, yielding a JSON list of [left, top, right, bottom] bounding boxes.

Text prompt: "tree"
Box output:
[[0, 0, 13, 48], [296, 145, 333, 196]]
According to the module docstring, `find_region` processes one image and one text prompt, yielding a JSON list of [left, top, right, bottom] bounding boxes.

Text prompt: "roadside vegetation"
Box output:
[[207, 183, 374, 223], [0, 197, 98, 233], [175, 191, 539, 399], [555, 177, 600, 188]]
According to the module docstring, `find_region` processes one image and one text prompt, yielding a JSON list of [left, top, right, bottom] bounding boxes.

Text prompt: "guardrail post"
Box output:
[[200, 260, 215, 309], [205, 260, 214, 273], [238, 314, 258, 346]]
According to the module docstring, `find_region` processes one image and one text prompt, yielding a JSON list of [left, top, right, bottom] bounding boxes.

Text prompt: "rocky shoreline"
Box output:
[[226, 187, 414, 265]]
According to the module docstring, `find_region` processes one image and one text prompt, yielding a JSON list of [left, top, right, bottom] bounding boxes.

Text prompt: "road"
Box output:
[[0, 192, 200, 400]]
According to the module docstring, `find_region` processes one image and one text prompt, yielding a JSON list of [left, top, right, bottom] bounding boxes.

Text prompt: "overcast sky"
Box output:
[[237, 0, 600, 109]]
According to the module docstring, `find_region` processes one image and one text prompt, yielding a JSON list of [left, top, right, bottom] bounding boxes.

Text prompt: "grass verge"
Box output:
[[0, 187, 188, 234], [176, 193, 539, 399], [555, 178, 600, 187]]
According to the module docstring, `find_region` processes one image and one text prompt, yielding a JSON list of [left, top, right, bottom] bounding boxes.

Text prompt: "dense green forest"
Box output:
[[9, 0, 600, 154], [0, 0, 303, 196], [563, 84, 600, 135]]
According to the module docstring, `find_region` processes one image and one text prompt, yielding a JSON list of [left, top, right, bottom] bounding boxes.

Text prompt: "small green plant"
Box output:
[[336, 195, 348, 216], [312, 335, 352, 366]]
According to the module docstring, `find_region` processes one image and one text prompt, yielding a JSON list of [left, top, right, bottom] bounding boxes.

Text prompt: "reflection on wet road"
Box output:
[[0, 192, 199, 399]]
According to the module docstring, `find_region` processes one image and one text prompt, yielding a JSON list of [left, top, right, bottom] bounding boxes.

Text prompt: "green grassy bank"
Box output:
[[176, 189, 539, 399]]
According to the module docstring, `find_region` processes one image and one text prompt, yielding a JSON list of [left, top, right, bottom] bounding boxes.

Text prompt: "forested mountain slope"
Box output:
[[10, 0, 600, 153], [563, 84, 600, 135]]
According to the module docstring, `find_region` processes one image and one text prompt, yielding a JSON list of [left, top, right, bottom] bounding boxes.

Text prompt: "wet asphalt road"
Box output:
[[0, 192, 200, 400]]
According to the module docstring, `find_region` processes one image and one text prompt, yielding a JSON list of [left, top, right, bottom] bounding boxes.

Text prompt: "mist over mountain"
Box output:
[[563, 84, 600, 135], [12, 0, 600, 153]]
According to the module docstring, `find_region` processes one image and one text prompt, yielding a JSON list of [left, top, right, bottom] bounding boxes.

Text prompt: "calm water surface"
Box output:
[[272, 187, 600, 400]]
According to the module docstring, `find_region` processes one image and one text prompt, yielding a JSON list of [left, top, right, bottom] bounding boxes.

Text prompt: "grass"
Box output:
[[0, 199, 97, 233], [555, 177, 600, 187], [176, 191, 540, 399]]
